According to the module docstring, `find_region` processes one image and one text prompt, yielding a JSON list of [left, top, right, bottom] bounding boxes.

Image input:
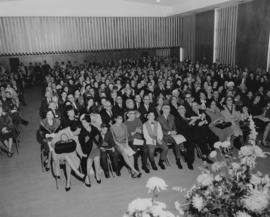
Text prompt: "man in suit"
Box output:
[[139, 94, 156, 123], [100, 100, 113, 126], [99, 124, 120, 178], [157, 104, 186, 169]]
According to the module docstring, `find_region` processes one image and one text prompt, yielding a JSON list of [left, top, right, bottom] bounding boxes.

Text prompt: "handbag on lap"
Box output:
[[54, 133, 76, 154], [215, 121, 232, 129]]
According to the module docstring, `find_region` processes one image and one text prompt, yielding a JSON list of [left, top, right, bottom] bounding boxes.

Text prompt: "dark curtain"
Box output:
[[236, 0, 270, 70], [195, 10, 214, 65]]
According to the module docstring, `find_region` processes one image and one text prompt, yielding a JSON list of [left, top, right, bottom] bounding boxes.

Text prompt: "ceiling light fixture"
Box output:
[[156, 0, 160, 3]]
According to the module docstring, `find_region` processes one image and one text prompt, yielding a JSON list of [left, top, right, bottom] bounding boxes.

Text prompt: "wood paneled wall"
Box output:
[[236, 0, 270, 70], [214, 5, 238, 65], [182, 14, 196, 62], [0, 17, 182, 56], [195, 10, 214, 64]]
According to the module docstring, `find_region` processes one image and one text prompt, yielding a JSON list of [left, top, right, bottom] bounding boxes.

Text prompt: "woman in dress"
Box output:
[[206, 100, 233, 142], [51, 121, 86, 191], [38, 109, 61, 170], [79, 114, 102, 187], [110, 114, 141, 178], [221, 96, 243, 149]]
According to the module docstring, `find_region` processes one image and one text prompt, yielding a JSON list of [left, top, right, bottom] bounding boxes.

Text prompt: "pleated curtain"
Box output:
[[0, 17, 182, 56], [214, 5, 238, 65]]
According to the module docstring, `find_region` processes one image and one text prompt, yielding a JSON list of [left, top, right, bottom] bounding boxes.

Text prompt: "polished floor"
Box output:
[[0, 87, 269, 217]]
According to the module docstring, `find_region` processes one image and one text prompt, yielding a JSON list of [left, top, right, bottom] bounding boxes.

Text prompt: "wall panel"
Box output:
[[195, 10, 214, 64], [182, 14, 196, 61], [236, 0, 270, 70]]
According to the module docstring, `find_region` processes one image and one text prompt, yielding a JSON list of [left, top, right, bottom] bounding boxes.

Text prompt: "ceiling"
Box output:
[[0, 0, 250, 16], [125, 0, 182, 6]]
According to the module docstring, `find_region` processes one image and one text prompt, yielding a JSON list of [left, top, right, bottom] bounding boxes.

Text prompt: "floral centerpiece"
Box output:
[[124, 116, 270, 217], [176, 116, 270, 217]]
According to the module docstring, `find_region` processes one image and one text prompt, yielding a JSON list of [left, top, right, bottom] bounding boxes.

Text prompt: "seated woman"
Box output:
[[124, 109, 149, 174], [221, 96, 243, 149], [0, 105, 15, 157], [206, 100, 233, 142], [79, 114, 102, 187], [38, 109, 61, 171], [110, 114, 141, 178], [50, 121, 86, 191]]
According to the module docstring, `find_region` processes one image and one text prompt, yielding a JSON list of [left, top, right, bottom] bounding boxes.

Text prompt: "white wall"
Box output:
[[0, 0, 172, 17]]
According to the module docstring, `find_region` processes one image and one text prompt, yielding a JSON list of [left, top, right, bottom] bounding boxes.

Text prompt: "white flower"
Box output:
[[221, 141, 231, 148], [241, 156, 256, 169], [175, 201, 185, 216], [211, 161, 225, 172], [214, 141, 222, 149], [262, 174, 270, 187], [239, 146, 253, 157], [128, 198, 152, 213], [209, 150, 217, 158], [250, 174, 261, 185], [192, 194, 204, 211], [197, 173, 213, 187], [242, 189, 269, 213], [253, 145, 266, 158], [215, 175, 222, 182], [150, 201, 175, 217], [231, 162, 240, 171], [146, 177, 168, 193], [235, 211, 252, 217]]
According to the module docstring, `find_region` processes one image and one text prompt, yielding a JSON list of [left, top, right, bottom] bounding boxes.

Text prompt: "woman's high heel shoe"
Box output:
[[84, 175, 91, 187], [65, 187, 71, 192], [131, 171, 142, 178]]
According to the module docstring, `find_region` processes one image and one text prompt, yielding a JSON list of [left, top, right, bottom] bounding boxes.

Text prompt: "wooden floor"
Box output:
[[0, 87, 269, 217]]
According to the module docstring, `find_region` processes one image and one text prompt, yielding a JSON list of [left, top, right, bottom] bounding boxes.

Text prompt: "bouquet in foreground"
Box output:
[[124, 116, 270, 217], [178, 116, 270, 217]]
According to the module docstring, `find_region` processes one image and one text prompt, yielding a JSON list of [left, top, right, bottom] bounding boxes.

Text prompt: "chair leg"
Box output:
[[55, 176, 59, 190], [41, 153, 45, 172], [165, 157, 170, 166], [106, 153, 115, 178], [195, 144, 203, 159], [14, 140, 19, 154]]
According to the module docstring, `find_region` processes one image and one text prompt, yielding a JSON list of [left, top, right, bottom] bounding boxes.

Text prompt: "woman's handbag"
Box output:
[[215, 121, 232, 129], [54, 133, 76, 154]]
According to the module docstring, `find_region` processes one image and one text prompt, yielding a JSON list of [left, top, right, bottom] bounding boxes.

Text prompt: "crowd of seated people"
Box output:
[[37, 56, 270, 191], [0, 63, 29, 157]]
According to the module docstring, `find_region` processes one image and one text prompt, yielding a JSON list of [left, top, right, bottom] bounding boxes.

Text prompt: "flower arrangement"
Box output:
[[124, 116, 270, 217], [175, 116, 270, 217], [123, 177, 174, 217]]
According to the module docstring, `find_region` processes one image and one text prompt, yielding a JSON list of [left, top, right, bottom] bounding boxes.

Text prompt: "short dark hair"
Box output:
[[70, 121, 81, 132]]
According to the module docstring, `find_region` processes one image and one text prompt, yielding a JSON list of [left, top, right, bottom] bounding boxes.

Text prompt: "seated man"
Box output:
[[100, 100, 113, 126], [157, 104, 186, 169], [99, 123, 121, 178], [125, 109, 149, 174], [143, 111, 168, 170]]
